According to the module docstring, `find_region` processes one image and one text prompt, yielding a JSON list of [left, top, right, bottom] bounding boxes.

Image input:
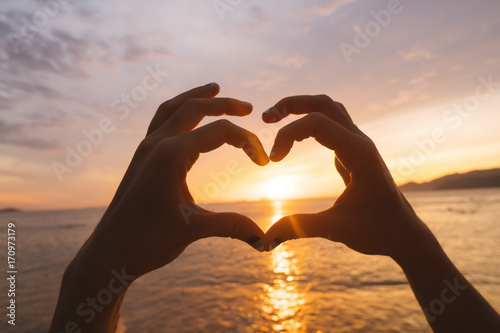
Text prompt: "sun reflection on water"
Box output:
[[268, 200, 284, 228], [258, 200, 309, 332]]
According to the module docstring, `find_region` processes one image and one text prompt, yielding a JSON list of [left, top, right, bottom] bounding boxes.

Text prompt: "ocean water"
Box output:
[[1, 188, 500, 333]]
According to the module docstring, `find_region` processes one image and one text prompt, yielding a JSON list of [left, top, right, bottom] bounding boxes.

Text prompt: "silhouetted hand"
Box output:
[[262, 95, 500, 333], [90, 83, 268, 277], [92, 83, 268, 277], [263, 95, 438, 259], [50, 83, 268, 333]]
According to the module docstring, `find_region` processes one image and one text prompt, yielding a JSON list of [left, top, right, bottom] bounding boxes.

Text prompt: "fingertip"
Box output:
[[249, 149, 269, 166], [192, 212, 265, 245], [269, 145, 286, 162], [262, 113, 271, 123], [269, 145, 277, 160], [265, 217, 293, 246], [203, 82, 220, 95], [242, 101, 253, 116], [243, 134, 269, 166], [247, 236, 265, 252], [262, 107, 280, 123], [258, 154, 270, 166], [268, 237, 283, 251], [270, 155, 284, 162], [204, 82, 218, 88]]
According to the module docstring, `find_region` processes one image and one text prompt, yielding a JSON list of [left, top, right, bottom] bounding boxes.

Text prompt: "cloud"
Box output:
[[401, 49, 435, 62], [120, 35, 172, 62], [3, 27, 100, 78], [0, 4, 172, 76], [0, 116, 60, 150], [409, 71, 436, 88], [0, 75, 69, 115], [302, 0, 357, 16], [266, 53, 310, 69], [240, 69, 289, 91], [236, 5, 269, 31]]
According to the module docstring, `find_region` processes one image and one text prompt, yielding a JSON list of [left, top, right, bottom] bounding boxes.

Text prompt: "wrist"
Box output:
[[50, 237, 136, 333], [63, 233, 137, 302], [389, 217, 444, 269]]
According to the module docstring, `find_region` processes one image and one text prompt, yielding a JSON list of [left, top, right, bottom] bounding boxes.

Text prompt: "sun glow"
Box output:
[[261, 175, 301, 201], [268, 200, 285, 228], [255, 201, 308, 332]]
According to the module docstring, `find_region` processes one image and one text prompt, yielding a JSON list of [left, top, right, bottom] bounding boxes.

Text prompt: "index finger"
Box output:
[[270, 113, 362, 165], [262, 95, 355, 131], [183, 119, 270, 166], [161, 97, 253, 136], [147, 82, 220, 136]]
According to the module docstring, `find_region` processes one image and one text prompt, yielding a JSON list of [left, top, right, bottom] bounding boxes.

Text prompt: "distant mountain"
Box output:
[[0, 207, 22, 213], [400, 168, 500, 192]]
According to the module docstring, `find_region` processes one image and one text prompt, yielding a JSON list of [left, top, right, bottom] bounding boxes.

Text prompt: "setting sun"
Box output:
[[260, 175, 301, 200]]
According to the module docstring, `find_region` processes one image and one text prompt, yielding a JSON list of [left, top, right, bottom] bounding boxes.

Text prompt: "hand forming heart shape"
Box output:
[[84, 82, 428, 281]]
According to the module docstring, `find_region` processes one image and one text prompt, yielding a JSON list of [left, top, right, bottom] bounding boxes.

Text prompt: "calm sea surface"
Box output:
[[1, 188, 500, 332]]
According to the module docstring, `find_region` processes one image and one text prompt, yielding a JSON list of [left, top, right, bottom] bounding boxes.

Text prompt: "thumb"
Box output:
[[189, 212, 266, 252], [265, 213, 332, 250]]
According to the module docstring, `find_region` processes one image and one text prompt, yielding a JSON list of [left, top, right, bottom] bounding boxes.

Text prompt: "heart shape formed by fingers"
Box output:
[[184, 95, 355, 252], [183, 93, 374, 254], [107, 81, 404, 283]]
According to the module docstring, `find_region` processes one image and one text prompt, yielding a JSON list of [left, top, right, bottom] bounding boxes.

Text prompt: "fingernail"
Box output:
[[243, 101, 252, 106], [247, 236, 264, 252], [263, 107, 274, 115], [269, 237, 282, 251], [269, 145, 276, 158], [204, 82, 216, 87]]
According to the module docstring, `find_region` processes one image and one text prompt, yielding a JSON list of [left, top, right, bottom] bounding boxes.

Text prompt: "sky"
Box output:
[[0, 0, 499, 210]]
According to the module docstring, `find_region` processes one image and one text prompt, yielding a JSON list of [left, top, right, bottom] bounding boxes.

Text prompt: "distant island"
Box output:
[[400, 168, 500, 191], [0, 208, 22, 213]]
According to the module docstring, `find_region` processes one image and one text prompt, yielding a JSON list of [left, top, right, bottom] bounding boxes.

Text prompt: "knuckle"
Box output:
[[280, 96, 293, 107], [213, 118, 233, 128], [357, 136, 378, 157], [305, 112, 327, 122], [157, 100, 173, 113], [137, 136, 156, 154], [316, 94, 334, 105], [334, 101, 347, 112]]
